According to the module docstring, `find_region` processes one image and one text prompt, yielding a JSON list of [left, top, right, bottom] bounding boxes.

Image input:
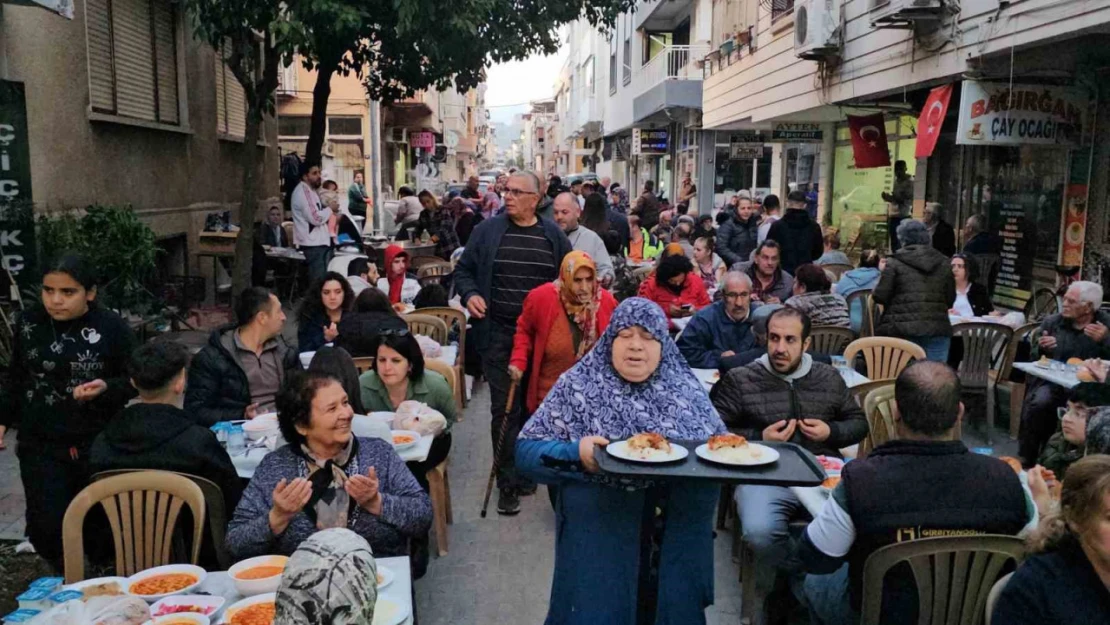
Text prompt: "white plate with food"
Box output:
[[150, 595, 225, 619], [151, 613, 211, 625], [376, 564, 394, 590], [606, 433, 688, 463], [62, 576, 130, 599], [695, 434, 779, 466], [220, 592, 275, 625], [127, 565, 207, 602], [372, 598, 410, 625], [390, 430, 421, 451]]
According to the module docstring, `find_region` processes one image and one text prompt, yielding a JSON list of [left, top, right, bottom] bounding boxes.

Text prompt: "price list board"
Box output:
[[991, 201, 1036, 310]]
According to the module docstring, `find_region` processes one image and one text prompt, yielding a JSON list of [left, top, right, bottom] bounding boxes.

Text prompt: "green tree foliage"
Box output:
[[296, 0, 638, 165]]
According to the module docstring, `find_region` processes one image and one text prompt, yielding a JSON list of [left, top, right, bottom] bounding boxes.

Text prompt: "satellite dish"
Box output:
[[444, 131, 460, 149]]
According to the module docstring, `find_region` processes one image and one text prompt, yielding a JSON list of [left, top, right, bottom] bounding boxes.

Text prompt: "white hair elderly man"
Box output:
[[1019, 280, 1110, 466], [676, 271, 765, 371]]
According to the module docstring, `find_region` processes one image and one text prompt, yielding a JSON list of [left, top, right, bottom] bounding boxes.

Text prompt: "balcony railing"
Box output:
[[635, 44, 711, 97]]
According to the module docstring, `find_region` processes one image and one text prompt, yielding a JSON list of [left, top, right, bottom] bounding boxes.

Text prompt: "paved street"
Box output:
[[0, 384, 744, 624]]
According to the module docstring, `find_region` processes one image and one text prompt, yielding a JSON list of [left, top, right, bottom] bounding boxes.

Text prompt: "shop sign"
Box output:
[[770, 123, 822, 142], [956, 81, 1087, 146], [632, 128, 669, 156], [410, 131, 434, 149], [728, 132, 763, 160], [0, 81, 34, 304], [1061, 183, 1088, 269]]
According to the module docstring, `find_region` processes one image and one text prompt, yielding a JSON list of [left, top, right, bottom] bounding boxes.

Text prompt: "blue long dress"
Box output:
[[516, 297, 727, 625]]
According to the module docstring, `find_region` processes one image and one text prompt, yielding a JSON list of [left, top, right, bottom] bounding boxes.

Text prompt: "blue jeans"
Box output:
[[734, 485, 807, 599], [800, 564, 858, 625], [301, 245, 332, 285], [908, 335, 950, 362]]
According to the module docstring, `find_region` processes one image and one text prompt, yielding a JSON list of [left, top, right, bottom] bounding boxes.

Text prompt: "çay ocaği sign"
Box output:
[[956, 80, 1087, 146]]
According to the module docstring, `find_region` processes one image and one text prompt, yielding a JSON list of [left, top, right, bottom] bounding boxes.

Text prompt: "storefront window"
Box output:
[[962, 144, 1068, 308], [830, 115, 917, 250], [714, 144, 772, 207]]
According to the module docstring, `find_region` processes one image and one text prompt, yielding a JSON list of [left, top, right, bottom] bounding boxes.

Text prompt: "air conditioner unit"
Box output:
[[322, 141, 336, 157], [386, 127, 407, 143], [795, 0, 841, 60], [870, 0, 943, 27]]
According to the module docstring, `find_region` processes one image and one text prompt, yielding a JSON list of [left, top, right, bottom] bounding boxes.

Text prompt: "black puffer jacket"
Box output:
[[717, 212, 760, 268], [872, 244, 956, 338], [766, 209, 823, 274], [710, 356, 868, 458], [183, 325, 300, 425]]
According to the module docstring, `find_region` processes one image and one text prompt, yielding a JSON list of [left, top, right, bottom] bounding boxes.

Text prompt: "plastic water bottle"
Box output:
[[228, 425, 246, 454]]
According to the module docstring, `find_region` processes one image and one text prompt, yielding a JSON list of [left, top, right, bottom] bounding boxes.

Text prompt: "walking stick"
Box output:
[[480, 378, 519, 518]]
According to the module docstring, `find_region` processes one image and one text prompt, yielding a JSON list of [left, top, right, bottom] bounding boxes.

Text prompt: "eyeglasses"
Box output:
[[504, 187, 537, 198], [1057, 406, 1089, 422], [723, 291, 751, 300]]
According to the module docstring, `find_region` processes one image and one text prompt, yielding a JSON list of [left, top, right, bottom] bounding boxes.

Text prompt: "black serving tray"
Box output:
[[596, 440, 826, 487]]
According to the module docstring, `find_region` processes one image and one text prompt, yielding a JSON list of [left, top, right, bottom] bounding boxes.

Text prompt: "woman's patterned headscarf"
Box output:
[[275, 528, 378, 624]]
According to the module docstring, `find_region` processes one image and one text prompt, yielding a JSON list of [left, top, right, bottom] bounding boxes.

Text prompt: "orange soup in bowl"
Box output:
[[393, 434, 414, 445], [235, 566, 284, 581], [230, 602, 276, 625], [131, 573, 198, 596]]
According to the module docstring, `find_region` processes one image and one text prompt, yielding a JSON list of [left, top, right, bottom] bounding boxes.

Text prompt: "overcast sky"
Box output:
[[485, 49, 567, 123]]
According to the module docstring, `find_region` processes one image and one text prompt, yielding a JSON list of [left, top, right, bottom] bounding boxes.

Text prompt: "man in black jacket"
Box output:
[[454, 170, 572, 516], [184, 287, 299, 425], [923, 202, 955, 257], [91, 341, 243, 516], [710, 307, 868, 620], [795, 361, 1032, 625], [767, 190, 824, 273]]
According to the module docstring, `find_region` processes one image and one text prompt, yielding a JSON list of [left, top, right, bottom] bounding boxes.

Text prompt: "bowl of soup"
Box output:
[[127, 564, 207, 602], [221, 593, 276, 625], [228, 555, 288, 596], [153, 613, 211, 625]]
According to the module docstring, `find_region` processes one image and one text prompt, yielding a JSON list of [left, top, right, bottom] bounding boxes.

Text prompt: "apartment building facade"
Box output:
[[0, 0, 279, 283], [701, 0, 1110, 306]]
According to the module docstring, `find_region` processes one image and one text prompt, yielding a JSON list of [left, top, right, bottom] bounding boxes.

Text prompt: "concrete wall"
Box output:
[[703, 0, 1110, 128], [1, 1, 279, 274]]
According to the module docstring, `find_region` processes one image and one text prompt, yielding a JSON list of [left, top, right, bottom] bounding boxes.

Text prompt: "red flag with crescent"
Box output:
[[847, 113, 890, 169], [915, 83, 953, 158]]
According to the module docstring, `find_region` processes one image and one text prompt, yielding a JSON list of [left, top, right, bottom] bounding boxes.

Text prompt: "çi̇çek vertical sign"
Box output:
[[0, 81, 34, 304]]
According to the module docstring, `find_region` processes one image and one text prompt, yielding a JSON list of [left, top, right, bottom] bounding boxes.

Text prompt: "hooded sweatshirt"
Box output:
[[872, 244, 956, 338], [766, 209, 824, 274], [836, 267, 881, 333], [89, 402, 244, 514]]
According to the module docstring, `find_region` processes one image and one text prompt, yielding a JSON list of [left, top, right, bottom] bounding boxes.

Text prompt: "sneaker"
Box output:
[[517, 482, 538, 497], [497, 487, 521, 515]]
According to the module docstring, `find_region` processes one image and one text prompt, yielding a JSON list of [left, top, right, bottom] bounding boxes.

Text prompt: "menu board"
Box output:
[[991, 200, 1037, 309]]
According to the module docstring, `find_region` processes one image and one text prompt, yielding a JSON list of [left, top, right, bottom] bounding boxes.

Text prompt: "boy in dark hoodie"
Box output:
[[90, 341, 243, 515]]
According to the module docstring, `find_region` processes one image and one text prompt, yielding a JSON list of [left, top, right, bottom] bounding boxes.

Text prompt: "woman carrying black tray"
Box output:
[[516, 297, 727, 625]]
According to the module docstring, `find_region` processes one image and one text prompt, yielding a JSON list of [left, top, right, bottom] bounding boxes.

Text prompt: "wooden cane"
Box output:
[[480, 378, 519, 518]]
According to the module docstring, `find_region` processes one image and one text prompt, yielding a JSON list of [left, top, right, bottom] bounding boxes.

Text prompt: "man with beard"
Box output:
[[711, 307, 867, 622]]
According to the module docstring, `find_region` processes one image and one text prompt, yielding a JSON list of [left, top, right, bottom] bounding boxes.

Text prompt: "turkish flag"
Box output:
[[847, 113, 891, 169], [915, 84, 953, 158]]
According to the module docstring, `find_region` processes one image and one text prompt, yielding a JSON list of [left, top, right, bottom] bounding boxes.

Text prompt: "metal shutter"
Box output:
[[215, 42, 248, 138], [85, 0, 115, 112], [152, 1, 178, 124], [111, 0, 156, 121]]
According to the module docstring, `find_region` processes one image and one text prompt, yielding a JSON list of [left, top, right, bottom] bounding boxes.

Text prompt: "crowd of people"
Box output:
[[2, 167, 1110, 625]]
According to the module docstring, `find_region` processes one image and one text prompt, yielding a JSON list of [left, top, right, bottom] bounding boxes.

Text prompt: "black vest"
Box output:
[[842, 440, 1028, 619]]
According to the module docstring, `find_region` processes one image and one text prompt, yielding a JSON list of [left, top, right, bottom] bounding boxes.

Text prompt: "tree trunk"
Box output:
[[230, 109, 263, 301], [304, 63, 336, 166]]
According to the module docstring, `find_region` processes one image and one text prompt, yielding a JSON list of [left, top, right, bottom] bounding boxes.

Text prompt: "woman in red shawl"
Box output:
[[376, 244, 419, 308], [509, 251, 618, 414]]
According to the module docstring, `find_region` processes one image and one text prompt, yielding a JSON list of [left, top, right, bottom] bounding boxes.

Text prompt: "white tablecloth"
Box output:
[[691, 365, 870, 392], [1013, 361, 1081, 389], [198, 556, 412, 624], [230, 433, 435, 479]]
